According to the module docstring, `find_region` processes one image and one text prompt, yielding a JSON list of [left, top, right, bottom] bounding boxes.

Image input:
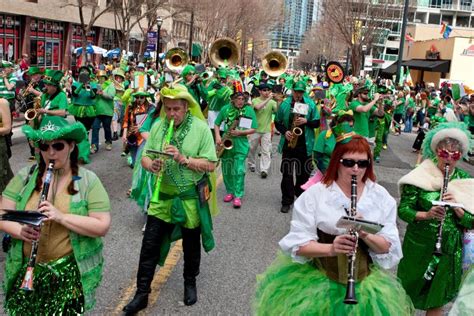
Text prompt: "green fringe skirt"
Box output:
[[254, 252, 414, 316], [4, 254, 84, 316]]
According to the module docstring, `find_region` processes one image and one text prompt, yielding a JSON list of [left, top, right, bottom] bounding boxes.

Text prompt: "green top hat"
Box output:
[[293, 81, 306, 92], [27, 66, 43, 76], [22, 116, 87, 143], [333, 121, 355, 144], [43, 69, 64, 86]]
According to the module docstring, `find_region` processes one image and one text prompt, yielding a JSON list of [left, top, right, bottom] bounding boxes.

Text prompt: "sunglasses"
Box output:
[[340, 158, 370, 168], [39, 142, 66, 152], [437, 149, 461, 161]]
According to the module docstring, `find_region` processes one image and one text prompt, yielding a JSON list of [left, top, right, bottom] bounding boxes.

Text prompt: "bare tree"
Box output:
[[62, 0, 114, 66], [321, 0, 403, 75]]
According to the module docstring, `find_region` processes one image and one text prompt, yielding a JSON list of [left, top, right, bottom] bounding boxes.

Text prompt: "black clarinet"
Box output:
[[434, 163, 449, 256], [344, 175, 358, 304], [20, 160, 55, 291]]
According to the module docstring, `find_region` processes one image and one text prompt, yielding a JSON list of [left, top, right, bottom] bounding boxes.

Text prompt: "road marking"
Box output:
[[112, 172, 223, 314]]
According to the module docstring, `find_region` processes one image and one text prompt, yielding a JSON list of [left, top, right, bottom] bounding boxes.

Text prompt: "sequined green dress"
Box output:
[[397, 168, 473, 310]]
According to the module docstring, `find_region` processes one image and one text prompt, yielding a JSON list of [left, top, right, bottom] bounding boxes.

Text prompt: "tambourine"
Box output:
[[326, 61, 345, 84]]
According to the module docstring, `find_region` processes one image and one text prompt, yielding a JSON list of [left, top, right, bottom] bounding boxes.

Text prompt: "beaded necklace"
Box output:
[[161, 113, 194, 193]]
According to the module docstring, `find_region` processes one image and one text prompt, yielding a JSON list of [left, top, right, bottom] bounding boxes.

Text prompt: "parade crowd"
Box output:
[[0, 49, 473, 316]]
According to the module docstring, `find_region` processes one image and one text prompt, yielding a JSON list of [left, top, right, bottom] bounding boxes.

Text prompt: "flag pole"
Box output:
[[396, 0, 410, 86]]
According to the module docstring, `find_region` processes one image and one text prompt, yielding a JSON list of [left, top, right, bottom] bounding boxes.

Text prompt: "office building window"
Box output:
[[456, 16, 470, 27], [428, 13, 441, 25], [0, 14, 21, 63], [30, 18, 64, 69]]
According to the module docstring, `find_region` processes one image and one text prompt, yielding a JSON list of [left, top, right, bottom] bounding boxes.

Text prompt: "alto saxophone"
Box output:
[[25, 97, 42, 122], [216, 118, 240, 158], [287, 113, 303, 149]]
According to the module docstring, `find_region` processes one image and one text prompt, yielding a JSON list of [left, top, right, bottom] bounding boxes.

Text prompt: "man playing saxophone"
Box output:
[[274, 81, 320, 213], [123, 84, 218, 314]]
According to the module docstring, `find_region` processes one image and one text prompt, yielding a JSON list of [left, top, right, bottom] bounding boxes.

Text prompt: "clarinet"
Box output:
[[422, 164, 450, 284], [344, 175, 358, 304], [20, 160, 55, 291], [434, 163, 450, 256]]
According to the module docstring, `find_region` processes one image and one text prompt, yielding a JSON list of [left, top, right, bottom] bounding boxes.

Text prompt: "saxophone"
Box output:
[[216, 117, 240, 158], [25, 97, 42, 122], [287, 113, 303, 149]]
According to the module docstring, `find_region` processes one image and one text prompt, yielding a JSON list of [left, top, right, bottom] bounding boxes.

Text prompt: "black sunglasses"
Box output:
[[39, 142, 66, 152], [339, 158, 370, 168]]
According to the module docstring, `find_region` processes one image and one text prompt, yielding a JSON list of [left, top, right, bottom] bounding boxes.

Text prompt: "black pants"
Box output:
[[136, 216, 201, 294], [280, 148, 313, 206], [74, 116, 96, 131]]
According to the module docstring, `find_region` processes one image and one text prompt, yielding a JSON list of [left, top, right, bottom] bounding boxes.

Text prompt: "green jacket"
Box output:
[[3, 166, 109, 311]]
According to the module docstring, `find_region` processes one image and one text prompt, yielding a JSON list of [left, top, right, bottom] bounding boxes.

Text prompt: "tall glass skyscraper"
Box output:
[[270, 0, 316, 53]]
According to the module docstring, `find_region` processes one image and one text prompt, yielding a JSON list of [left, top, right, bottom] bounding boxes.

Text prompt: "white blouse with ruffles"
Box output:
[[279, 180, 402, 269]]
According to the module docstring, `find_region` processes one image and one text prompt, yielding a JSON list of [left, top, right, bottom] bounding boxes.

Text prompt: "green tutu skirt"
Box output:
[[68, 104, 96, 118], [4, 254, 84, 315], [254, 252, 414, 316]]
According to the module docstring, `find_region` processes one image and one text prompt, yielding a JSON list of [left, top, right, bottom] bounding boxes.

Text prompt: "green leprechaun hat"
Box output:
[[333, 121, 355, 144], [42, 69, 64, 86], [293, 81, 306, 92], [27, 66, 43, 76], [22, 116, 87, 143], [131, 87, 151, 98]]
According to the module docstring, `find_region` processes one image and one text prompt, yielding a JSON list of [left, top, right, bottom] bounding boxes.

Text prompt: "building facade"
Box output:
[[270, 0, 316, 68], [0, 0, 143, 70]]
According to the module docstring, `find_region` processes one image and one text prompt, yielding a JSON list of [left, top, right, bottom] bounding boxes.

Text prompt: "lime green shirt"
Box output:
[[143, 115, 217, 228], [251, 97, 277, 133], [350, 99, 373, 137]]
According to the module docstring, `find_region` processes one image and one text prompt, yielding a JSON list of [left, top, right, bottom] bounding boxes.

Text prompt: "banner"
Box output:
[[147, 31, 157, 51]]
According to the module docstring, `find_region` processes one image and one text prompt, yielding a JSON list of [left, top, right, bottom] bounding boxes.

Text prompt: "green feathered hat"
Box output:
[[43, 69, 64, 87], [22, 116, 87, 143], [333, 121, 355, 144], [422, 121, 472, 160]]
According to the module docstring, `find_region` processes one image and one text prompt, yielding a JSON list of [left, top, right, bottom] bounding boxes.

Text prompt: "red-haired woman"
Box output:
[[254, 132, 414, 315]]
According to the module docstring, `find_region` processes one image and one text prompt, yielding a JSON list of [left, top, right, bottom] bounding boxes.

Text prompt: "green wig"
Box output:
[[422, 121, 472, 160]]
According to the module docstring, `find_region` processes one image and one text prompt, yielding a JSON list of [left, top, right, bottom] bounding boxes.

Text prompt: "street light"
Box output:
[[362, 44, 367, 77], [155, 16, 163, 70]]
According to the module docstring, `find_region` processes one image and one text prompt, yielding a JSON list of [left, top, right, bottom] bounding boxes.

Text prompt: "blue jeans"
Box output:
[[404, 114, 413, 133], [91, 115, 112, 150]]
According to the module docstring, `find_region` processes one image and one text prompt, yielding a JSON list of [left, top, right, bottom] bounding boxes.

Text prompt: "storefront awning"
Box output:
[[381, 59, 451, 74], [401, 59, 451, 73]]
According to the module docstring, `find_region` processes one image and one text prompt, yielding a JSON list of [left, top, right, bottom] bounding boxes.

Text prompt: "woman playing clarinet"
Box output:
[[0, 116, 111, 315], [397, 122, 474, 316], [254, 123, 413, 315]]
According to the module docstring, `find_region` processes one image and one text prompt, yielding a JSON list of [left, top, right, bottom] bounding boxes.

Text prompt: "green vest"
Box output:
[[3, 167, 105, 311]]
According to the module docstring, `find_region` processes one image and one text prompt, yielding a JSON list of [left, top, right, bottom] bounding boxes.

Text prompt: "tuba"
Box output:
[[165, 48, 188, 72], [262, 51, 287, 77], [209, 38, 240, 68]]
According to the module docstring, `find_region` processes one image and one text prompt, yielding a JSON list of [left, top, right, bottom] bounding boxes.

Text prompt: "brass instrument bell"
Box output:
[[209, 38, 240, 68], [262, 51, 288, 77], [165, 48, 188, 72]]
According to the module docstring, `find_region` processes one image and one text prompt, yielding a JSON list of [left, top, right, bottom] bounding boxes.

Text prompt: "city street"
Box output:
[[1, 124, 472, 315]]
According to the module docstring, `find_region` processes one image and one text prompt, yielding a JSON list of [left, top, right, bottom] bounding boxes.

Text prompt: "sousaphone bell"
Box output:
[[262, 51, 288, 77], [165, 47, 188, 72], [209, 38, 240, 68]]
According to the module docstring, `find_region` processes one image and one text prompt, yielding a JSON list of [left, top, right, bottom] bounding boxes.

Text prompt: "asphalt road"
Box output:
[[0, 125, 473, 315]]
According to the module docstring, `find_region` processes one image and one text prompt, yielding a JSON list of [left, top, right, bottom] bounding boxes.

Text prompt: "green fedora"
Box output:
[[42, 69, 64, 86], [22, 116, 87, 143]]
